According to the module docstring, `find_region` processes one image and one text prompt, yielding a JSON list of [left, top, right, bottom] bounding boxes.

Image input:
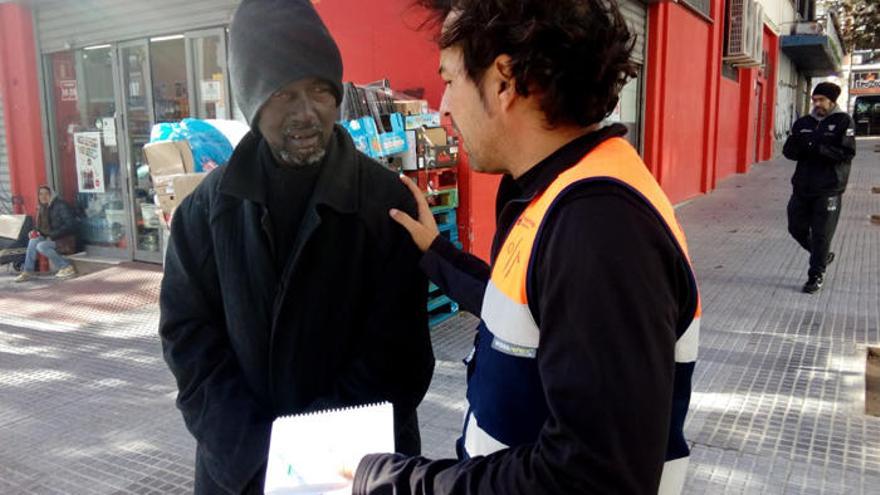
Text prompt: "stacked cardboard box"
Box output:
[[399, 126, 460, 171], [143, 140, 207, 219]]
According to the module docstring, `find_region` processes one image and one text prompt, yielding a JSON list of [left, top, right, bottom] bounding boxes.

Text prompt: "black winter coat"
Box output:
[[783, 108, 856, 196], [37, 197, 79, 240], [159, 126, 435, 494]]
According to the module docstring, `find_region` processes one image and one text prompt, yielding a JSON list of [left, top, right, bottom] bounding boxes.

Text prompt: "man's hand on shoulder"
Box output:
[[389, 176, 439, 253]]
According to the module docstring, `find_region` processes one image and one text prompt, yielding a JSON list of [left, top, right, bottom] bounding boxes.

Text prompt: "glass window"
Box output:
[[47, 48, 131, 254], [605, 70, 642, 149], [682, 0, 712, 19], [121, 42, 162, 255], [189, 33, 229, 119], [150, 37, 190, 122]]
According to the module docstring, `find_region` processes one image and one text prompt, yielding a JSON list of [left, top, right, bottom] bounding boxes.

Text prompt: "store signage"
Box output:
[[74, 132, 106, 194], [60, 80, 78, 101], [201, 80, 222, 102], [851, 71, 880, 95], [99, 118, 117, 147]]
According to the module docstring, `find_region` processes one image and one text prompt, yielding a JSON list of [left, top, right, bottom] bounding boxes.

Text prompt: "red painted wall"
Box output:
[[646, 0, 778, 194], [315, 0, 497, 260], [0, 3, 46, 216], [716, 77, 741, 179], [47, 52, 81, 204], [737, 68, 758, 173], [761, 29, 778, 162], [644, 2, 717, 204], [315, 0, 443, 106]]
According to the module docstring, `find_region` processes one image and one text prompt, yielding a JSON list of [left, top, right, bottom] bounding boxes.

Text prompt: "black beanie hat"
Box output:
[[812, 82, 841, 103], [229, 0, 343, 127]]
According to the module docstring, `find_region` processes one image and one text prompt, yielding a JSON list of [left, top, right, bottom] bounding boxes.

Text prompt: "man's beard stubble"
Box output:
[[278, 148, 326, 168]]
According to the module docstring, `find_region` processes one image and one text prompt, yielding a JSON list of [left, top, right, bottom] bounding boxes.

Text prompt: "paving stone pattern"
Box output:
[[1, 138, 878, 493], [680, 138, 880, 494]]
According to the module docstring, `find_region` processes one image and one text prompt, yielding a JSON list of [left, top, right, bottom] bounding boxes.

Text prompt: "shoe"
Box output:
[[826, 252, 835, 266], [56, 265, 77, 280], [802, 274, 824, 294], [14, 272, 33, 283]]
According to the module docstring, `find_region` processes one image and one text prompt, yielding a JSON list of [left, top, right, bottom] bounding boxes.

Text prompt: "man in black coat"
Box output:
[[15, 185, 78, 282], [158, 1, 434, 493], [783, 82, 856, 293]]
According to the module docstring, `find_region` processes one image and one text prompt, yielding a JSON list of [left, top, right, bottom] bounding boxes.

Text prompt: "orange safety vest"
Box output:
[[474, 137, 700, 495]]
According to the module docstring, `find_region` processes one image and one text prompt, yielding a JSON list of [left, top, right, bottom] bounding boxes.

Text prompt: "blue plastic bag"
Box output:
[[150, 118, 234, 172]]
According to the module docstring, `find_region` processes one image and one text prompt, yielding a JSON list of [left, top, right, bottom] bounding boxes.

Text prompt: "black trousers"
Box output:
[[787, 193, 842, 277]]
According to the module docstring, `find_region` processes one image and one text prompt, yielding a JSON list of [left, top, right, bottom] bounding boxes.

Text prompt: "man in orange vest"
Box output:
[[343, 1, 701, 494]]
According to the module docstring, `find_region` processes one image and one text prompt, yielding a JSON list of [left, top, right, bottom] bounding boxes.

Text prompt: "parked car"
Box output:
[[853, 95, 880, 136]]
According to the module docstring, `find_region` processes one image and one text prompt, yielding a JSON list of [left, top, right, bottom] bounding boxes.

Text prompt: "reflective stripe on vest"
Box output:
[[475, 137, 700, 494]]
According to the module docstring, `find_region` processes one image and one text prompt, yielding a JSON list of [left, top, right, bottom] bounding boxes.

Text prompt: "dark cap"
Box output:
[[812, 82, 841, 103], [229, 0, 343, 127]]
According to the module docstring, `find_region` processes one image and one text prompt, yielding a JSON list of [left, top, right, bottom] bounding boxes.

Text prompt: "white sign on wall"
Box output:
[[74, 132, 105, 194], [59, 80, 78, 102]]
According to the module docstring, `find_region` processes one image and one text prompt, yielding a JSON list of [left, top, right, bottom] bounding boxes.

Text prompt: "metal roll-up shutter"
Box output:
[[0, 93, 12, 214], [35, 0, 242, 53], [619, 0, 647, 65]]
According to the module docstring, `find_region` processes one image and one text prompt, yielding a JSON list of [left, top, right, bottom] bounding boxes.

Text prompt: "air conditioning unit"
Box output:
[[749, 3, 765, 66], [724, 0, 750, 61], [724, 0, 764, 67]]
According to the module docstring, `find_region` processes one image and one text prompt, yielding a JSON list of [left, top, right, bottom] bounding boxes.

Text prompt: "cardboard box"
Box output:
[[156, 194, 177, 216], [144, 140, 195, 179], [394, 99, 429, 116], [401, 130, 419, 171], [426, 144, 460, 168], [154, 172, 207, 216], [342, 113, 410, 159], [377, 113, 408, 156], [404, 112, 442, 130], [172, 173, 206, 200], [420, 127, 448, 147], [0, 214, 28, 240], [153, 173, 186, 195]]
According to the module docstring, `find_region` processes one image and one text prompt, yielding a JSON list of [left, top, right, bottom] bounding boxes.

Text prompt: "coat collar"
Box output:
[[496, 124, 629, 206], [218, 124, 359, 215]]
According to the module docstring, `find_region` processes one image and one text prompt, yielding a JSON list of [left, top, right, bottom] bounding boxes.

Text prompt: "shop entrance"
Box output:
[[47, 29, 231, 263]]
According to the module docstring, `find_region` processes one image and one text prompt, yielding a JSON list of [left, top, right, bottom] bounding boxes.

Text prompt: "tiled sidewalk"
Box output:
[[0, 263, 474, 494], [680, 137, 880, 494], [0, 138, 877, 493]]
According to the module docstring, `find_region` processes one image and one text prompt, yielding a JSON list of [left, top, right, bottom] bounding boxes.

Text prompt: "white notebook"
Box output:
[[264, 402, 395, 495]]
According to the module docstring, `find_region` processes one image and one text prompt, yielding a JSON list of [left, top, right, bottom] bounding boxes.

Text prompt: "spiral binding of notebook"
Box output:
[[264, 402, 394, 495]]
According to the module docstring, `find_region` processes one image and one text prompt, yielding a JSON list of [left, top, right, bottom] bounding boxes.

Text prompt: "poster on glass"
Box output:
[[74, 132, 106, 193]]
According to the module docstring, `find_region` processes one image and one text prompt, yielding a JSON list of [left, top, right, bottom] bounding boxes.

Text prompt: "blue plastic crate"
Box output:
[[433, 209, 457, 229], [429, 298, 460, 327]]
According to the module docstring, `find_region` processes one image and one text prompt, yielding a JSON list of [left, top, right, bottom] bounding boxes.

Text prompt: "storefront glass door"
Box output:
[[46, 28, 231, 264], [186, 29, 230, 120], [119, 40, 163, 262], [150, 35, 190, 123], [47, 47, 132, 259]]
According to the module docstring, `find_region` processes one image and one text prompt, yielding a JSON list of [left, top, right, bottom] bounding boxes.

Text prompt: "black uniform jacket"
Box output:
[[783, 108, 856, 196]]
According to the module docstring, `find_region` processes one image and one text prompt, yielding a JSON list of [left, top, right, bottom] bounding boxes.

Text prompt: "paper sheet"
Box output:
[[264, 402, 394, 495]]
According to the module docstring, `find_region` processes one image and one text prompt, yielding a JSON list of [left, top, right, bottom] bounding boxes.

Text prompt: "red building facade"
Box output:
[[0, 0, 781, 262]]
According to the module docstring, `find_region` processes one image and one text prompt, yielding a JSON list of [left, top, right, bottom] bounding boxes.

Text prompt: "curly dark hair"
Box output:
[[415, 0, 638, 127]]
